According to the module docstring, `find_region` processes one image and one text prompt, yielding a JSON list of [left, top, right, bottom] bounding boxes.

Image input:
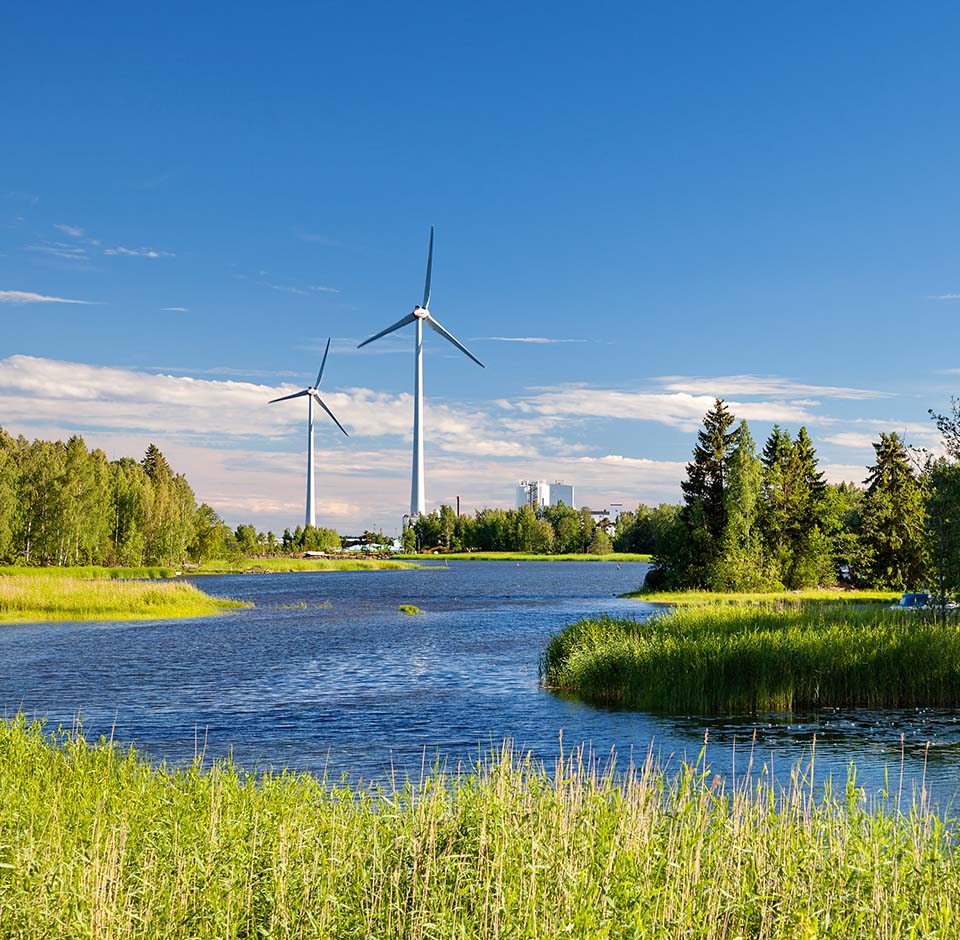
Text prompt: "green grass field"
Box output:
[[627, 587, 900, 605], [195, 556, 419, 573], [0, 717, 957, 939], [0, 564, 180, 579], [405, 551, 652, 562], [543, 602, 960, 712], [0, 575, 250, 623]]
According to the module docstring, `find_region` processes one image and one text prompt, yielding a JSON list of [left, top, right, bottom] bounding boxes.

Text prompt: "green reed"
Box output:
[[0, 575, 250, 623], [543, 604, 960, 712], [0, 718, 957, 939]]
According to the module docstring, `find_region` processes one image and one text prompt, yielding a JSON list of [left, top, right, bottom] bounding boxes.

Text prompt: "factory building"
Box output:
[[515, 480, 577, 510]]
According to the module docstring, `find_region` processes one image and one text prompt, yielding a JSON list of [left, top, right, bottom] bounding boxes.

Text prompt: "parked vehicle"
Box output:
[[890, 592, 958, 611]]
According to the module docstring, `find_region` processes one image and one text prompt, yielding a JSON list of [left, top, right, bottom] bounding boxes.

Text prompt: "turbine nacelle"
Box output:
[[413, 306, 430, 319]]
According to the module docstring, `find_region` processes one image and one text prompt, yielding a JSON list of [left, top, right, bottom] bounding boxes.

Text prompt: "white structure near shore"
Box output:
[[516, 480, 576, 510]]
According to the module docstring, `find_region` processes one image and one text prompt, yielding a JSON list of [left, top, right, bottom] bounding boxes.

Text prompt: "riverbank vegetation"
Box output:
[[543, 603, 960, 713], [635, 397, 960, 598], [0, 576, 249, 623], [0, 564, 179, 579], [1, 717, 958, 939], [627, 587, 899, 605], [194, 556, 418, 573], [406, 551, 651, 562]]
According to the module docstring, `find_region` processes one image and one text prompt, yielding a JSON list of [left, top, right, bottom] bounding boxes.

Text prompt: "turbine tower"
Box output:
[[269, 337, 348, 528], [358, 227, 483, 518]]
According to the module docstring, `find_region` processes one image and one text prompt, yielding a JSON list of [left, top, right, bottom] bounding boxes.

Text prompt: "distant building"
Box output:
[[516, 479, 550, 510], [516, 479, 577, 510]]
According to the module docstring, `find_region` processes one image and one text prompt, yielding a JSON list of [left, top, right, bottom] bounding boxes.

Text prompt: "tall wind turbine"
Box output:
[[358, 227, 484, 518], [269, 337, 348, 528]]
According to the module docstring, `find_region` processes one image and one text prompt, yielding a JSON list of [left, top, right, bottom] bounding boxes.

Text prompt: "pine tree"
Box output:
[[858, 432, 927, 589], [675, 399, 740, 583]]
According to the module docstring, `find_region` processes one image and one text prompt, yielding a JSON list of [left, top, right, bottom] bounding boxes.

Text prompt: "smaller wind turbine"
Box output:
[[269, 337, 348, 528]]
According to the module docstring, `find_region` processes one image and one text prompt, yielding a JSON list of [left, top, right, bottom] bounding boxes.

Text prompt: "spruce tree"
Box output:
[[858, 432, 927, 589]]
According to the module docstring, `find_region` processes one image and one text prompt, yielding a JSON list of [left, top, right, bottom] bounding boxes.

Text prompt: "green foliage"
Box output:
[[398, 604, 422, 615], [0, 575, 249, 622], [3, 717, 960, 938], [544, 603, 960, 712], [857, 432, 927, 590]]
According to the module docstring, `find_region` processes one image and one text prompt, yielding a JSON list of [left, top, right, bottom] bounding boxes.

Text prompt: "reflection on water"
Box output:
[[0, 561, 958, 807]]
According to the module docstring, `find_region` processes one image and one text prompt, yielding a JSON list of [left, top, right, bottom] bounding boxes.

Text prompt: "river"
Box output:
[[1, 561, 958, 806]]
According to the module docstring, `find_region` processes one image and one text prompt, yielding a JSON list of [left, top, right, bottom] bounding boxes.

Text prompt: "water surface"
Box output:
[[1, 561, 958, 807]]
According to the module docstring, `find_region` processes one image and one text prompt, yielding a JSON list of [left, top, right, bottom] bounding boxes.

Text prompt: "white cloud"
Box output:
[[658, 375, 890, 401], [27, 242, 90, 262], [104, 246, 174, 258], [0, 290, 95, 305], [932, 294, 960, 300], [821, 432, 878, 450], [161, 306, 189, 312], [54, 224, 84, 238]]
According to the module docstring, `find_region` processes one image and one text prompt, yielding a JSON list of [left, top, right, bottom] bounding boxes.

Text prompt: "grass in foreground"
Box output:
[[0, 565, 179, 579], [1, 718, 958, 939], [0, 575, 250, 623], [195, 556, 418, 573], [626, 587, 900, 605], [405, 551, 652, 562], [543, 603, 960, 712]]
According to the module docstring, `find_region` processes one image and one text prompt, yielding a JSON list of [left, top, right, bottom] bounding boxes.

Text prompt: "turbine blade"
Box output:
[[357, 312, 418, 348], [315, 337, 332, 387], [312, 391, 349, 436], [425, 315, 485, 368], [269, 388, 311, 404], [422, 225, 434, 309]]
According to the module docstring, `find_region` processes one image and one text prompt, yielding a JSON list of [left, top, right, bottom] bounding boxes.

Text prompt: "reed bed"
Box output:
[[625, 588, 900, 605], [0, 718, 956, 939], [0, 575, 250, 623], [543, 604, 960, 712], [196, 557, 418, 573], [0, 565, 179, 579], [407, 551, 652, 562]]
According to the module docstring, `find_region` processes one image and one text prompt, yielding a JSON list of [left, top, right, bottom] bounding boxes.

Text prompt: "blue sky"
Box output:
[[3, 2, 960, 533]]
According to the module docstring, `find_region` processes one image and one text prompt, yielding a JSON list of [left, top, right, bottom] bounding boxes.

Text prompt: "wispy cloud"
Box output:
[[261, 279, 339, 296], [27, 242, 91, 263], [54, 223, 84, 238], [161, 306, 189, 312], [104, 246, 174, 259], [480, 336, 588, 344], [657, 375, 890, 401], [0, 290, 96, 305], [931, 293, 960, 300]]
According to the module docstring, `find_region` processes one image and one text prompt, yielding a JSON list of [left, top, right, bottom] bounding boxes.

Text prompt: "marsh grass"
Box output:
[[0, 576, 250, 623], [626, 587, 900, 605], [197, 557, 418, 573], [543, 604, 960, 712], [1, 717, 958, 939], [405, 551, 652, 562], [0, 565, 179, 579]]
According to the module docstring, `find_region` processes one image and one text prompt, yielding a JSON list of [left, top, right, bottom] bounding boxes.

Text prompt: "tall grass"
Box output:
[[543, 604, 960, 712], [196, 557, 418, 573], [405, 551, 652, 562], [0, 565, 179, 579], [0, 576, 250, 623], [0, 717, 958, 939], [626, 587, 900, 605]]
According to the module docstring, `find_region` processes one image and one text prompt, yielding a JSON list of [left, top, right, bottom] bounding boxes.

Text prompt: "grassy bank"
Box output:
[[195, 556, 419, 573], [0, 565, 180, 579], [405, 551, 651, 562], [627, 587, 900, 605], [1, 718, 958, 939], [0, 575, 250, 623], [543, 603, 960, 712]]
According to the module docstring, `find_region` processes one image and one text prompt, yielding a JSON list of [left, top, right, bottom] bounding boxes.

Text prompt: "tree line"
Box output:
[[640, 398, 959, 593]]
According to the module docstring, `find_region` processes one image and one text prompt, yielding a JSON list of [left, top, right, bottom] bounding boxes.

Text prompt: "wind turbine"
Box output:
[[358, 227, 484, 518], [269, 337, 348, 528]]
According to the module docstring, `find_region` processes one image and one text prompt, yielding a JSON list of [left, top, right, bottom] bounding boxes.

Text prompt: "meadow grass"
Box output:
[[543, 603, 960, 712], [0, 564, 180, 579], [196, 556, 418, 573], [405, 551, 652, 562], [0, 575, 250, 623], [626, 587, 900, 605], [1, 717, 957, 939]]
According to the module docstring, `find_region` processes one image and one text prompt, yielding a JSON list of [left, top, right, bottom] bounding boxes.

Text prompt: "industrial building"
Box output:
[[515, 480, 576, 510]]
